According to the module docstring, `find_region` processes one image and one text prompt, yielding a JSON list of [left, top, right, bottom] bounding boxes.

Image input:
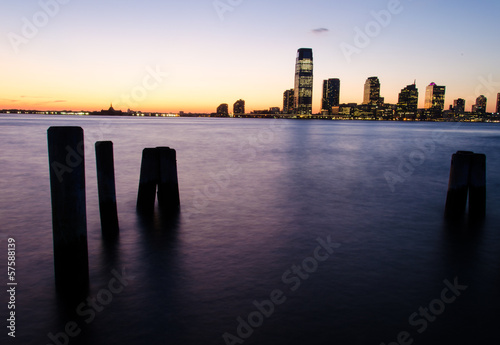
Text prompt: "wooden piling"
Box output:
[[137, 148, 159, 212], [95, 141, 119, 237], [157, 147, 180, 213], [445, 151, 486, 220], [468, 153, 486, 218], [445, 151, 472, 218], [47, 127, 89, 292]]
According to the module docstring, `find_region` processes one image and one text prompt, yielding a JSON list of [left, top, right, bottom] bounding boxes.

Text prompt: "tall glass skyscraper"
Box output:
[[322, 78, 340, 114], [497, 93, 500, 114], [424, 82, 446, 110], [294, 48, 313, 115], [397, 82, 418, 114], [363, 77, 381, 105]]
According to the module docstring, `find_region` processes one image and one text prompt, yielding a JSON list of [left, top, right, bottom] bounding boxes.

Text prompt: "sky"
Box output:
[[1, 0, 499, 113]]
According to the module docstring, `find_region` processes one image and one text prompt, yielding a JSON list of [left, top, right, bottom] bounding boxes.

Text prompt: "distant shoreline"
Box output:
[[1, 112, 500, 123]]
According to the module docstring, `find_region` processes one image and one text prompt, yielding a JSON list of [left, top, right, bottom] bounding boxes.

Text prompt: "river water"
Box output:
[[0, 114, 499, 345]]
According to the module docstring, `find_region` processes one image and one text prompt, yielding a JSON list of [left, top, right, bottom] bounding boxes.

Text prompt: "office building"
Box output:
[[473, 95, 487, 115], [453, 98, 465, 115], [321, 78, 340, 114], [283, 89, 294, 114], [363, 77, 381, 105], [424, 82, 446, 110], [397, 83, 418, 114], [233, 99, 245, 115], [497, 93, 500, 114], [294, 48, 313, 115], [216, 103, 229, 117]]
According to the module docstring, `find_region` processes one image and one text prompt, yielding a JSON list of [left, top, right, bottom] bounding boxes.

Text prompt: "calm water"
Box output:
[[0, 114, 499, 345]]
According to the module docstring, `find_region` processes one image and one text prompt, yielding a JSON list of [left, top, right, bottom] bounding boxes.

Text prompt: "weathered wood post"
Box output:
[[445, 151, 472, 218], [468, 153, 486, 218], [95, 141, 119, 237], [157, 147, 180, 213], [47, 127, 89, 292], [445, 151, 486, 220], [137, 148, 159, 213]]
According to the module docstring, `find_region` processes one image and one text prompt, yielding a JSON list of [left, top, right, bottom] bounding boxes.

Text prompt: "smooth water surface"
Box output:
[[0, 114, 499, 345]]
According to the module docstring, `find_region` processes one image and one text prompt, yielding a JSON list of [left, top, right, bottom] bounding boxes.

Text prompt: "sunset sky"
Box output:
[[1, 0, 499, 113]]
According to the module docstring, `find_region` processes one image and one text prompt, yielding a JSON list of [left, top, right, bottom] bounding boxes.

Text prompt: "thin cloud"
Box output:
[[34, 100, 68, 105], [312, 28, 329, 34], [17, 96, 68, 104]]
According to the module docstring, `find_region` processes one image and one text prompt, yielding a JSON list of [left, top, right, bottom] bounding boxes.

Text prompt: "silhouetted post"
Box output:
[[137, 148, 159, 212], [47, 127, 89, 292], [95, 141, 119, 237], [468, 153, 486, 218], [157, 147, 180, 213], [445, 151, 472, 218]]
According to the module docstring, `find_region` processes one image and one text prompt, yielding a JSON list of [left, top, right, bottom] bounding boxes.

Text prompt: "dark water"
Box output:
[[0, 114, 499, 345]]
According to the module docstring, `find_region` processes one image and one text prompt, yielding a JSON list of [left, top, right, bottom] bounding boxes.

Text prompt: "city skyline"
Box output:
[[1, 0, 499, 113], [3, 72, 498, 116]]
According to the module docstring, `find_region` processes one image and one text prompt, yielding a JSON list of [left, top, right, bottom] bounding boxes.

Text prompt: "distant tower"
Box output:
[[453, 98, 465, 115], [294, 48, 313, 115], [233, 99, 245, 115], [497, 93, 500, 114], [397, 82, 418, 114], [321, 78, 340, 114], [283, 89, 294, 114], [473, 95, 487, 115], [363, 77, 381, 105], [216, 103, 229, 117], [424, 82, 446, 110]]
